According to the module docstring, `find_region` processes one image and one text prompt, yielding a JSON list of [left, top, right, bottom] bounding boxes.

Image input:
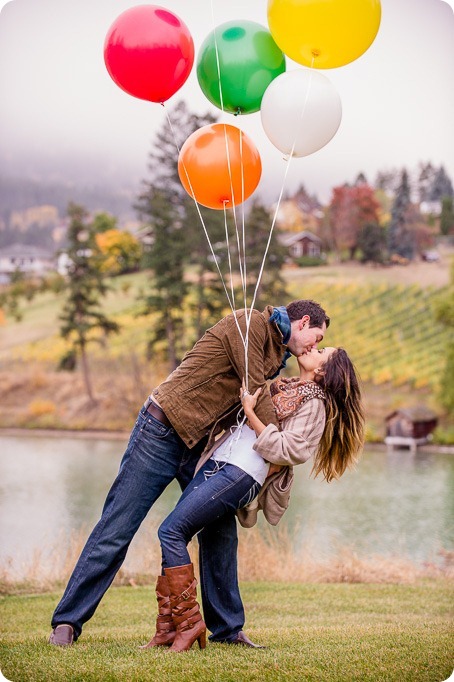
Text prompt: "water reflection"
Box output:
[[0, 435, 452, 574], [287, 447, 453, 562]]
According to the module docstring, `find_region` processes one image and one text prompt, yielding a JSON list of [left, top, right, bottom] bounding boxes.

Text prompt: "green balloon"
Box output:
[[197, 20, 286, 115]]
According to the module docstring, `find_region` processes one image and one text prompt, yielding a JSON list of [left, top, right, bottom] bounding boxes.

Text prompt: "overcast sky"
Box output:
[[0, 0, 453, 204]]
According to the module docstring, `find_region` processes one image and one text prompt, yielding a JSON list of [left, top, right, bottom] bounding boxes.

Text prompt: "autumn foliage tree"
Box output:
[[328, 182, 380, 259], [96, 229, 142, 275]]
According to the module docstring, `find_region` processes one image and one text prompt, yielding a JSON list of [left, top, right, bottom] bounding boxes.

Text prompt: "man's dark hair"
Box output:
[[286, 300, 330, 328]]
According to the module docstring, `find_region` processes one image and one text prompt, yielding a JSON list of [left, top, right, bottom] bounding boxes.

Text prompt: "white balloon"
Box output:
[[260, 69, 342, 157]]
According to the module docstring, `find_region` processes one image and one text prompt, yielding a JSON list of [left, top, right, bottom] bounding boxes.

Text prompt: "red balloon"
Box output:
[[104, 5, 194, 103]]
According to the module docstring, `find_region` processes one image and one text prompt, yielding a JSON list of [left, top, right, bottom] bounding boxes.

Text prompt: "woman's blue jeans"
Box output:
[[51, 407, 250, 642], [158, 460, 260, 568]]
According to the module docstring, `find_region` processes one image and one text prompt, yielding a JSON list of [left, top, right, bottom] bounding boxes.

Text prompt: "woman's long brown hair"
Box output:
[[311, 348, 365, 482]]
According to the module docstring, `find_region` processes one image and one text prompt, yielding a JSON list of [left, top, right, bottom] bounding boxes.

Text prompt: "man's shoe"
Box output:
[[49, 624, 74, 646], [228, 630, 266, 648]]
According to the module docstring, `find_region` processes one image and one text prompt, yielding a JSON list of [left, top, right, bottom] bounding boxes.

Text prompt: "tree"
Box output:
[[136, 189, 189, 368], [328, 183, 380, 259], [241, 201, 288, 308], [96, 228, 142, 275], [429, 165, 453, 202], [135, 100, 218, 366], [184, 201, 229, 342], [417, 162, 436, 203], [358, 223, 387, 263], [0, 269, 42, 322], [388, 169, 414, 259], [440, 197, 454, 236], [374, 168, 400, 194], [59, 203, 119, 401], [354, 172, 368, 185], [92, 212, 119, 234]]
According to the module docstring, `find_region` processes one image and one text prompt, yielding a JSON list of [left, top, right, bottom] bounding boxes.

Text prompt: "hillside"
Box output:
[[0, 254, 452, 439]]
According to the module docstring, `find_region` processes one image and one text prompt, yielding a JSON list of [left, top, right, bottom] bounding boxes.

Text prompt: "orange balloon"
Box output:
[[178, 123, 262, 210]]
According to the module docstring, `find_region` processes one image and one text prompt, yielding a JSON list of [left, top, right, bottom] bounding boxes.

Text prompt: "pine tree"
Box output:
[[388, 169, 414, 259], [135, 101, 218, 366], [242, 201, 288, 309], [374, 168, 399, 194], [59, 203, 119, 401], [440, 197, 454, 236], [429, 165, 454, 202], [136, 189, 188, 368], [184, 201, 228, 342], [354, 172, 368, 185], [358, 223, 387, 263], [417, 162, 436, 203]]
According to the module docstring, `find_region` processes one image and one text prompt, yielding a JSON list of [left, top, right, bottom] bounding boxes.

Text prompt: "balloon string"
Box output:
[[162, 103, 249, 347], [239, 128, 247, 309], [247, 157, 294, 317], [219, 122, 251, 388], [228, 128, 247, 312], [222, 198, 237, 315], [210, 0, 250, 387], [162, 104, 247, 346], [248, 60, 316, 317], [238, 128, 250, 389], [210, 0, 248, 350]]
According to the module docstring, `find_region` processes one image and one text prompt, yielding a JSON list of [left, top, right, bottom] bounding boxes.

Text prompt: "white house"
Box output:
[[0, 243, 55, 279]]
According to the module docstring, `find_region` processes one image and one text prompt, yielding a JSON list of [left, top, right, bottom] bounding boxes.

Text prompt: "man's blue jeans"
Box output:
[[51, 407, 245, 642]]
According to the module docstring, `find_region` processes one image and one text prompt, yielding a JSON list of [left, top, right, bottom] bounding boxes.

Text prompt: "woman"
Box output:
[[144, 347, 364, 653]]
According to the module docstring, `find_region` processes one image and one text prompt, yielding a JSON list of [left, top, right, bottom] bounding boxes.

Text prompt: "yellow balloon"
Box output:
[[267, 0, 381, 69]]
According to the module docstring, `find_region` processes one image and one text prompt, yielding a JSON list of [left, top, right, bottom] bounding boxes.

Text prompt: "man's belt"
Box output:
[[144, 399, 172, 429]]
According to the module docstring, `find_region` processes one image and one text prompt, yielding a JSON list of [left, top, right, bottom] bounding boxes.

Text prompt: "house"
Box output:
[[384, 406, 438, 453], [274, 197, 323, 234], [0, 243, 55, 280], [279, 230, 323, 259]]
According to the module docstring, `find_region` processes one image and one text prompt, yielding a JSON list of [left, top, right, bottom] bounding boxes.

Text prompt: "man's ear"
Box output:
[[300, 314, 311, 329]]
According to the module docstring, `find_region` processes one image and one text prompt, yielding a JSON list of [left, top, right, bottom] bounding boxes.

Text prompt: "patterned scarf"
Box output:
[[270, 377, 326, 422]]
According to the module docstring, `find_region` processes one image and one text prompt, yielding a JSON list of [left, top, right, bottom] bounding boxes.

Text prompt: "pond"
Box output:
[[0, 434, 453, 578]]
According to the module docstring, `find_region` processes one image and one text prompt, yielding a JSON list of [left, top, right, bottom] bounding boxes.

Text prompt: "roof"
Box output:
[[385, 405, 438, 422], [280, 230, 322, 247]]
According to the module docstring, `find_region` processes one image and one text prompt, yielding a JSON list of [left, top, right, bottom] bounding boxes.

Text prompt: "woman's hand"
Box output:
[[266, 463, 283, 478], [240, 379, 262, 416]]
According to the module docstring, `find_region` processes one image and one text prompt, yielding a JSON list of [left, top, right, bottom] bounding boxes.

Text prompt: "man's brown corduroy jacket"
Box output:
[[152, 306, 286, 449]]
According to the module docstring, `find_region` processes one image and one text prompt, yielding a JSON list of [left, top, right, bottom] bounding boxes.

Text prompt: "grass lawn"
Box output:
[[1, 581, 453, 682]]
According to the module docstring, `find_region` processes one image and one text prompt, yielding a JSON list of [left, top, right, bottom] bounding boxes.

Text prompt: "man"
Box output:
[[49, 300, 329, 647]]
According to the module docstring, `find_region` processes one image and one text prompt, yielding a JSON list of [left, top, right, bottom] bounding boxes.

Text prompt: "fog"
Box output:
[[0, 0, 453, 202]]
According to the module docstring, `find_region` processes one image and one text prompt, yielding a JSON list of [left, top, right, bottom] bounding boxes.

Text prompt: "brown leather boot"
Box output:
[[165, 563, 207, 653], [140, 575, 176, 648]]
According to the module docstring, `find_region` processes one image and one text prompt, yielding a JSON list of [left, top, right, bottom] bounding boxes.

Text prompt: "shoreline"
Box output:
[[1, 426, 453, 453], [0, 426, 130, 440]]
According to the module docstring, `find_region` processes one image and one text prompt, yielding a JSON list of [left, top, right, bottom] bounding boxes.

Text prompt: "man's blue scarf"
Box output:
[[269, 306, 292, 378]]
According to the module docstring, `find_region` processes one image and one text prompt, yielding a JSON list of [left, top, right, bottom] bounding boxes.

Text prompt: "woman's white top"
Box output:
[[211, 423, 270, 485]]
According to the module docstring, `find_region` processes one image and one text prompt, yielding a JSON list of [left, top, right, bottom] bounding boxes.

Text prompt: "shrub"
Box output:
[[28, 399, 57, 417], [294, 255, 326, 267]]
